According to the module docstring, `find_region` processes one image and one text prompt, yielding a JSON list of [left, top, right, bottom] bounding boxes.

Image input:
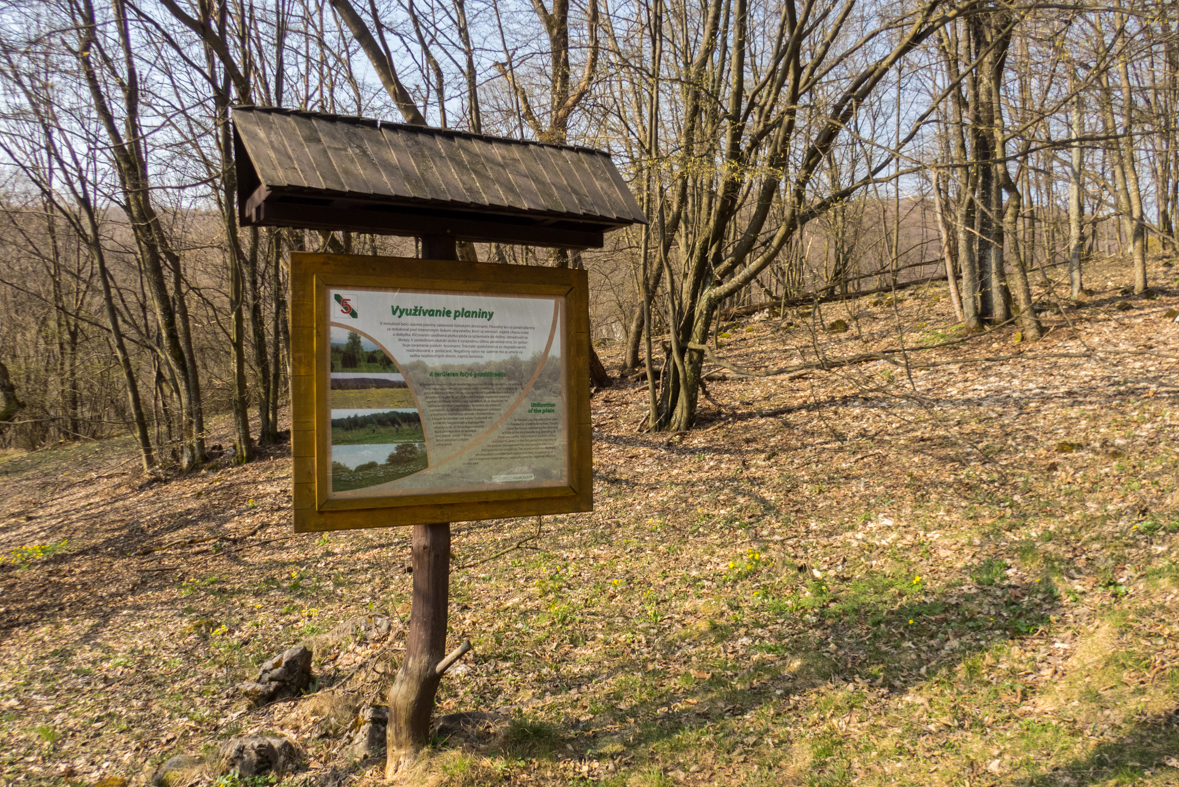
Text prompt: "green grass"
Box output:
[[4, 539, 69, 567], [331, 454, 429, 491], [330, 424, 425, 445]]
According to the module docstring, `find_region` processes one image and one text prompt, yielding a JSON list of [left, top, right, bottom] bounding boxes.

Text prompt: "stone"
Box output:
[[1115, 300, 1133, 311], [349, 706, 389, 760], [1054, 441, 1083, 454], [1164, 308, 1178, 320], [218, 736, 299, 778], [826, 319, 849, 333], [152, 754, 205, 787], [259, 645, 312, 686], [371, 616, 391, 639], [234, 682, 273, 703], [234, 645, 312, 706]]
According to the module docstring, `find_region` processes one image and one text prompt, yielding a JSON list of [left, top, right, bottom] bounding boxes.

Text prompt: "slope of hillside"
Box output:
[[2, 257, 1178, 787]]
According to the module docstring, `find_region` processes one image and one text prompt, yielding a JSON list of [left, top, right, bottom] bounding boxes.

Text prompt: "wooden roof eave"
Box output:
[[232, 107, 647, 247], [248, 196, 614, 249], [244, 183, 636, 233]]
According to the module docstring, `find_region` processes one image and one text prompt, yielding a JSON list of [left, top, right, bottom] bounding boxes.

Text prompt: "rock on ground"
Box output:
[[218, 735, 299, 778], [235, 645, 312, 705], [349, 705, 389, 760]]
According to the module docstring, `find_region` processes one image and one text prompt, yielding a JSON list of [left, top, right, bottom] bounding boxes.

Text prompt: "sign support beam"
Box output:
[[385, 519, 453, 774], [386, 235, 459, 775]]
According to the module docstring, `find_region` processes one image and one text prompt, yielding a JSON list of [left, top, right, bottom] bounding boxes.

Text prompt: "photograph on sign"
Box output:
[[325, 287, 567, 498], [290, 252, 592, 531]]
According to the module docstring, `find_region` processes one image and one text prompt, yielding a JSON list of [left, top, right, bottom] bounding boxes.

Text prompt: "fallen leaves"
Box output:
[[2, 258, 1179, 785]]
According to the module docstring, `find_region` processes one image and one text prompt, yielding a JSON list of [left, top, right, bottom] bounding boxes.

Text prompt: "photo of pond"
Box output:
[[330, 442, 428, 491]]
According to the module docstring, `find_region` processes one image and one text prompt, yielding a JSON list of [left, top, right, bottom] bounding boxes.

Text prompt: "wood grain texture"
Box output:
[[252, 111, 304, 189], [514, 145, 568, 215], [291, 116, 347, 193], [452, 136, 502, 207], [566, 268, 593, 505], [498, 144, 547, 213], [233, 114, 286, 187], [271, 113, 328, 192], [234, 108, 647, 229], [314, 117, 374, 196], [543, 152, 591, 216], [481, 140, 526, 210]]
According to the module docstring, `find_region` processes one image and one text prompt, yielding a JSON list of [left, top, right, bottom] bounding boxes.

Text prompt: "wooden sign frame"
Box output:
[[291, 252, 593, 532]]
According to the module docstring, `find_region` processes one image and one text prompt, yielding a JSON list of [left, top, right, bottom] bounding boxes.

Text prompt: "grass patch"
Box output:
[[330, 423, 424, 445], [4, 539, 69, 567], [501, 717, 560, 758]]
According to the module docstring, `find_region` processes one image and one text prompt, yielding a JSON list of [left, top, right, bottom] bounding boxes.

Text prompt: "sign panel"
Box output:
[[291, 253, 592, 531]]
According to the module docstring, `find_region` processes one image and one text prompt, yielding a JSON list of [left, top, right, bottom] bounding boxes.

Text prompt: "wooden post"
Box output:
[[385, 522, 452, 774], [421, 233, 457, 262], [386, 234, 462, 775]]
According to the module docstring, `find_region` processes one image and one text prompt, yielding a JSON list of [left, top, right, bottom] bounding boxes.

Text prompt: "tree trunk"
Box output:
[[1098, 65, 1142, 291], [940, 22, 981, 331], [623, 259, 664, 372], [269, 233, 287, 436], [1068, 88, 1086, 298], [0, 359, 23, 424], [1116, 48, 1148, 293], [77, 0, 205, 468], [956, 172, 981, 333], [229, 249, 253, 463], [933, 169, 964, 321], [250, 228, 276, 445], [999, 174, 1041, 340]]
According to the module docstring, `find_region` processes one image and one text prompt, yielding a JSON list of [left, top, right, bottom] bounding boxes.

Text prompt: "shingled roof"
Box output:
[[232, 107, 645, 249]]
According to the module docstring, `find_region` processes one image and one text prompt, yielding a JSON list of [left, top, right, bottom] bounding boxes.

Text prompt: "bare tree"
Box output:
[[75, 0, 208, 467]]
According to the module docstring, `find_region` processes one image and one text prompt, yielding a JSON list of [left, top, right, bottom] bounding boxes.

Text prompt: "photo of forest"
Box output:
[[331, 442, 428, 491], [330, 409, 424, 445], [329, 328, 396, 373]]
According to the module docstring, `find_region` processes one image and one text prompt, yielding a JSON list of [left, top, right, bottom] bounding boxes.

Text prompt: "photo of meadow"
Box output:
[[329, 374, 416, 409], [329, 409, 424, 446]]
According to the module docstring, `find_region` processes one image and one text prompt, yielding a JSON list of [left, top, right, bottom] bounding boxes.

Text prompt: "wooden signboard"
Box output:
[[291, 252, 593, 531]]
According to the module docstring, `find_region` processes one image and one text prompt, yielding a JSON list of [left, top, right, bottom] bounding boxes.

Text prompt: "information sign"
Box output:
[[291, 253, 593, 531]]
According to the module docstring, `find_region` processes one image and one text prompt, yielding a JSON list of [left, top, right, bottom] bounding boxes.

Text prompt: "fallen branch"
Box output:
[[453, 516, 543, 570], [134, 520, 272, 556], [685, 313, 1024, 379], [691, 344, 1115, 380], [435, 640, 472, 676], [225, 534, 298, 553], [719, 268, 951, 321]]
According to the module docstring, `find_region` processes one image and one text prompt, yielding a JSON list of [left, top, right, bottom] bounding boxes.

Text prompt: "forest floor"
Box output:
[[2, 256, 1178, 787]]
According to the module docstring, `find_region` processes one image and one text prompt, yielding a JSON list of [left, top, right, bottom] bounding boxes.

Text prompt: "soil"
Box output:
[[2, 255, 1178, 786]]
